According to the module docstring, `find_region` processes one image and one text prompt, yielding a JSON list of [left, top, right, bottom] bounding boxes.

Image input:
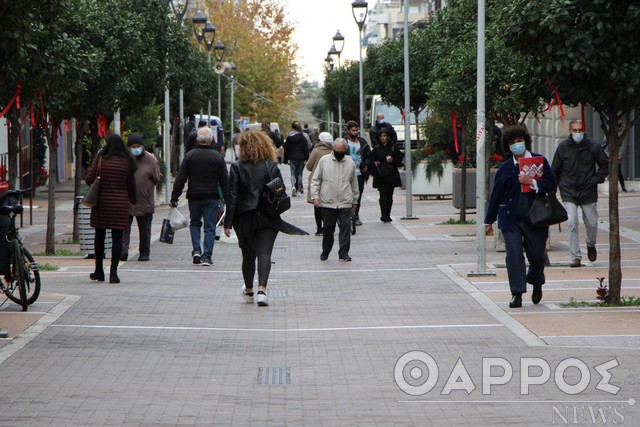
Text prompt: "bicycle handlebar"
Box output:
[[0, 188, 31, 216]]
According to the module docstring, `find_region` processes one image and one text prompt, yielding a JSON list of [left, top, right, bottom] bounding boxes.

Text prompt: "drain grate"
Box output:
[[272, 247, 287, 253], [258, 367, 290, 385]]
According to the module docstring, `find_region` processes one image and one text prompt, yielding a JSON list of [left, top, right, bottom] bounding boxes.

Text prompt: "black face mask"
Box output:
[[334, 151, 346, 161]]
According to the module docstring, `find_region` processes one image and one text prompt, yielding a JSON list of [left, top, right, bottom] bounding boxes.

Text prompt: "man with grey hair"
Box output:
[[171, 126, 228, 266], [311, 139, 359, 262]]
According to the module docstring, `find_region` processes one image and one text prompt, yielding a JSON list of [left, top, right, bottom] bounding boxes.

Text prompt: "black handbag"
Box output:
[[527, 192, 568, 227], [259, 163, 291, 217]]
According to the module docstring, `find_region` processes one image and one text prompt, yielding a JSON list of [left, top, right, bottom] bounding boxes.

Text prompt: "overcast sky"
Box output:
[[280, 0, 366, 83]]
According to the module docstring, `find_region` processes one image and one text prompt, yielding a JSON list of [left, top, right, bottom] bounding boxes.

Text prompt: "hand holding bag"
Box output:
[[82, 158, 102, 208], [527, 192, 568, 227]]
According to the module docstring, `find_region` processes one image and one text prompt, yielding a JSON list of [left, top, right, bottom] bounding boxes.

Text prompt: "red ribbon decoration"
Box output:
[[0, 83, 24, 119], [96, 115, 108, 137], [581, 104, 587, 133], [38, 89, 45, 120], [30, 102, 36, 126], [64, 119, 71, 132], [550, 84, 565, 122], [15, 83, 21, 110], [450, 112, 460, 154]]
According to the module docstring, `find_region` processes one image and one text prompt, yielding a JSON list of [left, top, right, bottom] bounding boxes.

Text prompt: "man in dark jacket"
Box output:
[[171, 127, 228, 266], [185, 120, 207, 154], [344, 120, 371, 225], [552, 120, 609, 267], [369, 113, 398, 147], [284, 122, 310, 196]]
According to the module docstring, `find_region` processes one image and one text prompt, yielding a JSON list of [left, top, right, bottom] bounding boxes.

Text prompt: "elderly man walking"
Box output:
[[310, 139, 359, 262], [171, 127, 228, 266]]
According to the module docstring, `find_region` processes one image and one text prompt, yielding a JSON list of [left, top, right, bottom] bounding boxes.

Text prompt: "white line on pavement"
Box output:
[[52, 323, 503, 333], [41, 266, 443, 275]]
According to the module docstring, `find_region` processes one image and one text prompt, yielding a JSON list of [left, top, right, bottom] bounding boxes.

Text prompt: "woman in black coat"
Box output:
[[370, 129, 403, 222], [85, 134, 136, 283]]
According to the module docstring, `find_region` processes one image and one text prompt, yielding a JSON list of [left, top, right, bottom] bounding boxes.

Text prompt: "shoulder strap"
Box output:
[[97, 157, 103, 178]]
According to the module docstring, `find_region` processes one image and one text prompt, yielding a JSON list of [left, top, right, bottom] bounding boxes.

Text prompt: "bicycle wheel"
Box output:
[[13, 240, 28, 311], [5, 244, 40, 309]]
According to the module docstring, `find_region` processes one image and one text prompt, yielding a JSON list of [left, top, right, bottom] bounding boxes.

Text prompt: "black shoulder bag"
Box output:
[[259, 161, 291, 217]]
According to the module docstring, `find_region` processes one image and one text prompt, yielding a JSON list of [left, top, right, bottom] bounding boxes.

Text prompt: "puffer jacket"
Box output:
[[224, 159, 282, 228], [85, 155, 136, 230], [551, 136, 609, 205], [310, 152, 359, 209], [283, 131, 310, 162]]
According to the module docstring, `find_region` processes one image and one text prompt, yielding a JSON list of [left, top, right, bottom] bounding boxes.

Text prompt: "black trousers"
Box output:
[[356, 174, 365, 216], [237, 211, 279, 289], [122, 214, 153, 258], [378, 185, 395, 220], [502, 218, 548, 295], [321, 207, 351, 258], [314, 206, 322, 233], [94, 228, 123, 272]]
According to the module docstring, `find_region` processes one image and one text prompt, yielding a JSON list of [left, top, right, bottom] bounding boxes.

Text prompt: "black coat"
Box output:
[[370, 142, 403, 188], [284, 132, 310, 162], [171, 145, 228, 201]]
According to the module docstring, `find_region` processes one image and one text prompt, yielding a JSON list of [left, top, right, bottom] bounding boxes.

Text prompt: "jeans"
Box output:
[[122, 214, 153, 258], [188, 199, 219, 258], [502, 218, 548, 295], [321, 207, 352, 258], [289, 160, 305, 192], [564, 201, 598, 260]]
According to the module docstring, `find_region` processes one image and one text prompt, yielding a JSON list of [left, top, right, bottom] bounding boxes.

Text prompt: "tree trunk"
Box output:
[[605, 119, 623, 304], [73, 121, 85, 242], [7, 108, 20, 189], [45, 119, 59, 255]]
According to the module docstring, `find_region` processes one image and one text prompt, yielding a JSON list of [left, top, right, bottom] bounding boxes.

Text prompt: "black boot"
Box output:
[[89, 269, 104, 282], [509, 293, 523, 308], [109, 264, 120, 284]]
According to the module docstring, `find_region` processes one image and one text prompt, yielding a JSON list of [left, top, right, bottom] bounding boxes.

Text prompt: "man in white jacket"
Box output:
[[310, 139, 359, 262]]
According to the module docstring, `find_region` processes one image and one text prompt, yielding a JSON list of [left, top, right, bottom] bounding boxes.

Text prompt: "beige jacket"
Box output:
[[310, 152, 359, 209]]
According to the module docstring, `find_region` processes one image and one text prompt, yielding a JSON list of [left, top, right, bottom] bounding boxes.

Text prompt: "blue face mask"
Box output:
[[572, 132, 584, 143], [131, 147, 144, 156], [509, 142, 526, 156], [379, 119, 385, 125]]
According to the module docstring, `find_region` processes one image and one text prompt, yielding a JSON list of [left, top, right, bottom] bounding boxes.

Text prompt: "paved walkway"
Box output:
[[0, 168, 639, 426]]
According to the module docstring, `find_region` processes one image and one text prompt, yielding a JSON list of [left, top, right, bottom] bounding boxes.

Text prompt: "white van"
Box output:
[[368, 95, 426, 148]]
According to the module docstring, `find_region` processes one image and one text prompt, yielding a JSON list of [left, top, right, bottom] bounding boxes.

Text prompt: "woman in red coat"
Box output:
[[85, 134, 137, 283]]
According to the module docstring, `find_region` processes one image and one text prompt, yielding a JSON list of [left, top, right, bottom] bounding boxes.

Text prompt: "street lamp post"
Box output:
[[192, 11, 207, 52], [228, 62, 237, 161], [202, 22, 216, 126], [213, 40, 226, 119], [351, 1, 368, 138], [401, 0, 416, 219], [324, 54, 335, 134], [332, 30, 344, 136]]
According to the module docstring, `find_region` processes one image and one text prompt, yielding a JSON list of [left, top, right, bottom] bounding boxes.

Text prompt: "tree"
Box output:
[[202, 0, 299, 127], [324, 61, 361, 125], [501, 0, 640, 304]]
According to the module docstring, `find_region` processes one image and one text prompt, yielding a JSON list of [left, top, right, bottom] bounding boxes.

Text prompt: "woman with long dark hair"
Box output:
[[85, 133, 136, 283], [224, 131, 307, 307]]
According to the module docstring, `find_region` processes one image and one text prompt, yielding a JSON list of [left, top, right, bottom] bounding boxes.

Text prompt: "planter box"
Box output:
[[410, 161, 454, 197], [452, 168, 497, 209]]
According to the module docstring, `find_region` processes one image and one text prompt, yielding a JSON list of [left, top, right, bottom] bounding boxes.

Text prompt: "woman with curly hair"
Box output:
[[484, 125, 557, 308], [224, 131, 307, 307]]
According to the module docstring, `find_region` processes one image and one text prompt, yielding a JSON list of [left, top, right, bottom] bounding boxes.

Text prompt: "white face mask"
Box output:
[[571, 132, 584, 143]]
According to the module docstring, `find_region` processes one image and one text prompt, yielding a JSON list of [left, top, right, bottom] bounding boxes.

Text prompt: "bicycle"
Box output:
[[0, 189, 41, 311]]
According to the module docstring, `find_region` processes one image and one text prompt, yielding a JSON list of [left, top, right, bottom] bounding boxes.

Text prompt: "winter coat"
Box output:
[[224, 160, 282, 227], [370, 141, 403, 189], [171, 144, 228, 202], [130, 151, 161, 217], [310, 152, 359, 209], [370, 122, 398, 147], [551, 136, 609, 205], [306, 142, 333, 203], [85, 155, 136, 230], [283, 131, 310, 163], [484, 153, 557, 232]]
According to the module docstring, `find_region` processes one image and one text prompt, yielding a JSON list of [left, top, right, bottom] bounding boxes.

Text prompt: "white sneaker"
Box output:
[[256, 290, 269, 306], [241, 286, 254, 303]]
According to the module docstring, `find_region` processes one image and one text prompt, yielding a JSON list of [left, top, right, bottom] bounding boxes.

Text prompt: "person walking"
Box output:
[[284, 121, 310, 197], [185, 119, 207, 154], [171, 127, 228, 266], [310, 139, 359, 262], [223, 130, 307, 307], [369, 113, 398, 147], [85, 134, 137, 284], [552, 120, 609, 267], [370, 129, 402, 223], [121, 133, 161, 262], [344, 120, 371, 226], [485, 125, 557, 308], [306, 132, 334, 235]]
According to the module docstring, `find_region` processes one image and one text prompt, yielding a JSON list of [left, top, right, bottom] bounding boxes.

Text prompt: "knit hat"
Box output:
[[127, 133, 144, 147], [318, 132, 334, 145]]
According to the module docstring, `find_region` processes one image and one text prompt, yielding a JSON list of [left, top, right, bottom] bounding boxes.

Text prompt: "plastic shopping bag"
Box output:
[[168, 207, 188, 231], [159, 219, 174, 244]]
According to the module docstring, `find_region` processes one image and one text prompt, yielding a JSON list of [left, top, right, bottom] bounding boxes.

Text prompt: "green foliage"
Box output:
[[38, 263, 59, 271], [34, 249, 82, 256], [324, 61, 361, 124], [439, 218, 476, 225], [124, 102, 163, 149]]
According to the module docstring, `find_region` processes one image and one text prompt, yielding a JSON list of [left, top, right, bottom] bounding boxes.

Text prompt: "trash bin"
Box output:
[[76, 196, 111, 258]]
